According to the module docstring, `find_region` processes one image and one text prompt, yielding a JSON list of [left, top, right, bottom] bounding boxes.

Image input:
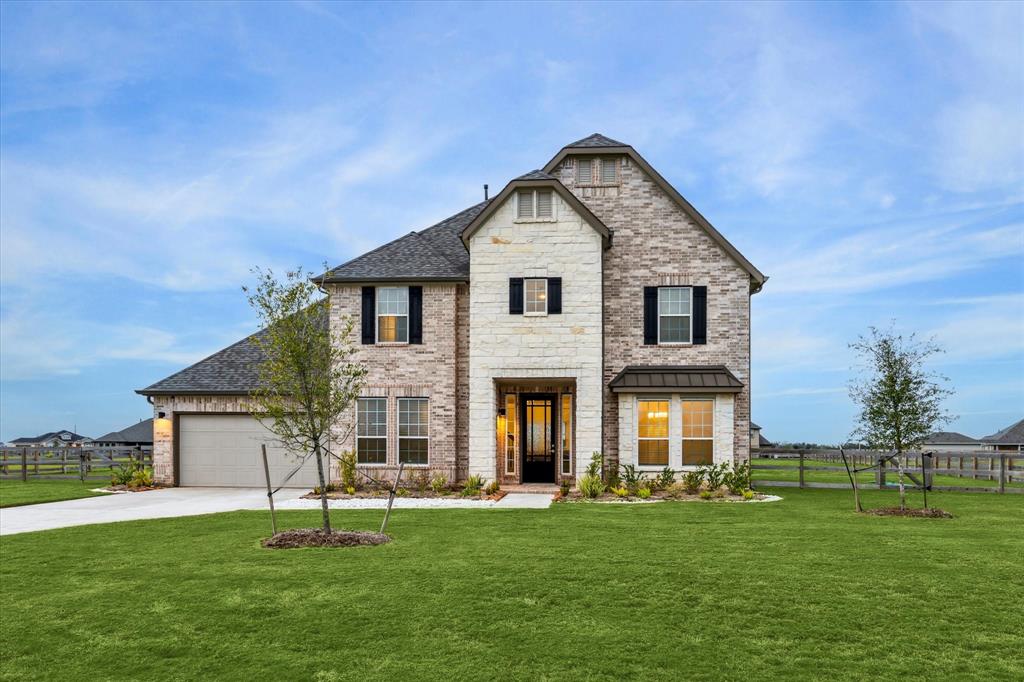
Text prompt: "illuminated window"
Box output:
[[357, 398, 387, 464], [682, 400, 714, 465], [637, 399, 669, 466], [376, 287, 408, 343], [398, 398, 428, 465], [525, 278, 548, 314]]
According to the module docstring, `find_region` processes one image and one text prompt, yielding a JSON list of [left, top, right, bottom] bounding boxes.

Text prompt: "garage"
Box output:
[[177, 414, 322, 488]]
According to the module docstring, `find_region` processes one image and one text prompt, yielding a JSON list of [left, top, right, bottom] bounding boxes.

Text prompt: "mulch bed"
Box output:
[[864, 507, 954, 519], [261, 528, 391, 549]]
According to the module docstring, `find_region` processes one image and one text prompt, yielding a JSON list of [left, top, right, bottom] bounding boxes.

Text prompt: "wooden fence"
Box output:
[[752, 448, 1023, 494], [0, 446, 153, 482]]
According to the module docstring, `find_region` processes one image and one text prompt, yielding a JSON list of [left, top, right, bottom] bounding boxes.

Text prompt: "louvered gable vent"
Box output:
[[601, 158, 617, 183], [536, 190, 552, 218], [517, 191, 533, 219], [577, 158, 592, 184]]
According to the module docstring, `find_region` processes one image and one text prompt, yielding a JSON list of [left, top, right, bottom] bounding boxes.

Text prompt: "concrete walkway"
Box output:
[[1, 487, 554, 536]]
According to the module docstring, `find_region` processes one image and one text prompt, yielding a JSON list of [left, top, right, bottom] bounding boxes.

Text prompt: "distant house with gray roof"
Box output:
[[980, 418, 1024, 452], [922, 431, 983, 453], [93, 419, 154, 447]]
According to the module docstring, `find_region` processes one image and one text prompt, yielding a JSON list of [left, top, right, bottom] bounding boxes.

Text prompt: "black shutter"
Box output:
[[361, 286, 375, 344], [408, 286, 423, 344], [692, 286, 707, 345], [509, 277, 524, 314], [643, 286, 658, 345], [547, 277, 562, 314]]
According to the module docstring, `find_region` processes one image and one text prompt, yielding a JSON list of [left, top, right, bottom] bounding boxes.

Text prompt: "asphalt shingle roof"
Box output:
[[138, 332, 269, 395], [9, 430, 90, 444], [514, 170, 556, 181], [981, 418, 1024, 445], [923, 431, 980, 445], [95, 419, 154, 444], [608, 365, 744, 393], [565, 133, 628, 148], [320, 201, 490, 282]]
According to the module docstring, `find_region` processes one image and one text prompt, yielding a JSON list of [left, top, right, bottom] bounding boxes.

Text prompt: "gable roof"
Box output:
[[543, 135, 767, 292], [923, 431, 980, 445], [461, 174, 611, 247], [608, 365, 744, 393], [95, 419, 154, 444], [9, 430, 90, 444], [981, 418, 1024, 445], [137, 331, 268, 395], [319, 201, 490, 283]]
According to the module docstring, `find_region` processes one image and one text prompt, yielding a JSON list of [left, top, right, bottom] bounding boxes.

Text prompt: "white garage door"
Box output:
[[178, 415, 321, 488]]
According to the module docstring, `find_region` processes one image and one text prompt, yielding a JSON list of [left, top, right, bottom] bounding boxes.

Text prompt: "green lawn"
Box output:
[[2, 489, 1022, 680], [0, 476, 111, 508]]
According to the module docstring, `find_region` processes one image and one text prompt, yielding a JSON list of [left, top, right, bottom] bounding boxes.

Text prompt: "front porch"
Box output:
[[494, 379, 577, 487]]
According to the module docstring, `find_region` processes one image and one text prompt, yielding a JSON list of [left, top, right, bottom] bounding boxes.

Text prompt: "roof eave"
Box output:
[[135, 389, 254, 397], [542, 144, 767, 289], [318, 275, 469, 285]]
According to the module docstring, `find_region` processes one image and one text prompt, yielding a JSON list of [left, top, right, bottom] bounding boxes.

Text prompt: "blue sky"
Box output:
[[1, 1, 1021, 444]]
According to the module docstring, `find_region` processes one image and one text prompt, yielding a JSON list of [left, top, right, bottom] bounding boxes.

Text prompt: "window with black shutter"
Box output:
[[509, 277, 524, 314], [361, 287, 375, 344], [408, 286, 423, 344], [547, 277, 562, 314]]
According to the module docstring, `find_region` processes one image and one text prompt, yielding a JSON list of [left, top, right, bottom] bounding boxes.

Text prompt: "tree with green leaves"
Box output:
[[244, 266, 366, 533], [848, 326, 953, 510]]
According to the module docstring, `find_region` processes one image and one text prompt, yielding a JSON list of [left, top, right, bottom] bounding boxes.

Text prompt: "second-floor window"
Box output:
[[525, 278, 548, 314], [517, 190, 553, 219], [658, 287, 692, 344], [377, 286, 408, 343]]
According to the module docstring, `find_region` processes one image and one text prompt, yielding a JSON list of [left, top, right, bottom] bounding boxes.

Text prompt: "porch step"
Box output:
[[502, 484, 559, 494]]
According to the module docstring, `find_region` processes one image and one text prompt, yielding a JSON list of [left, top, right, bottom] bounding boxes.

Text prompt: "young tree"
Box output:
[[244, 267, 366, 533], [848, 326, 953, 510]]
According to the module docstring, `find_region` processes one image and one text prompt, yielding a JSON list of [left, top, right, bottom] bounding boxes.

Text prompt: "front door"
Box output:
[[520, 394, 556, 483]]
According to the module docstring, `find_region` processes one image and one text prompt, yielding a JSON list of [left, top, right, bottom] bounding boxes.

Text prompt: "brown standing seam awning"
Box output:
[[608, 365, 744, 393]]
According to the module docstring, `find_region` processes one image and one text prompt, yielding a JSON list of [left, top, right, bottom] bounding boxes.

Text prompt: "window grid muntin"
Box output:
[[357, 397, 387, 464], [637, 398, 669, 466], [525, 278, 548, 314], [376, 286, 409, 343], [398, 398, 429, 465], [658, 286, 692, 344], [682, 399, 714, 466]]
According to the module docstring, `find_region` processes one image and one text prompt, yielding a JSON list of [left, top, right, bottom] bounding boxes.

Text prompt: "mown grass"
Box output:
[[1, 489, 1022, 681], [0, 476, 111, 508]]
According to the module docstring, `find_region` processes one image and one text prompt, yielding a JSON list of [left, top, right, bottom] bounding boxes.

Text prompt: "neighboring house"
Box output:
[[138, 134, 766, 488], [750, 422, 772, 450], [921, 431, 983, 453], [980, 418, 1024, 452], [7, 430, 92, 447], [93, 419, 154, 447]]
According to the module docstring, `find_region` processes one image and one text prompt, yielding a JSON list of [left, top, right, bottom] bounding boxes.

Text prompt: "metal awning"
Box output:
[[608, 365, 744, 393]]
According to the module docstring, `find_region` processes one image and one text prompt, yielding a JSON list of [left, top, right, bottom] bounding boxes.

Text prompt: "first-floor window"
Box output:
[[398, 398, 429, 465], [357, 397, 387, 464], [637, 399, 669, 466], [682, 400, 714, 465]]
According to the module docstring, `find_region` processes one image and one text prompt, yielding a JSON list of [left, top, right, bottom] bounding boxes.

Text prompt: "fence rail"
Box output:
[[751, 448, 1023, 495], [0, 446, 153, 481]]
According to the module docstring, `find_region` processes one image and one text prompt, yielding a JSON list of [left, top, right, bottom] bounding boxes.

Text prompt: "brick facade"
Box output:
[[553, 154, 753, 467]]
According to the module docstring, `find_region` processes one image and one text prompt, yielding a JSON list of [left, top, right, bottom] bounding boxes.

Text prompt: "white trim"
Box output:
[[397, 397, 429, 467], [635, 396, 670, 469], [657, 286, 693, 345], [681, 397, 715, 466], [356, 396, 388, 465], [524, 277, 548, 315], [375, 286, 409, 344]]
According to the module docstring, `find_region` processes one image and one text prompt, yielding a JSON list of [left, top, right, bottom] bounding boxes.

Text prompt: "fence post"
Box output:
[[21, 448, 28, 482], [798, 452, 805, 489], [34, 450, 40, 476], [877, 456, 886, 490], [79, 451, 86, 482], [999, 454, 1006, 494]]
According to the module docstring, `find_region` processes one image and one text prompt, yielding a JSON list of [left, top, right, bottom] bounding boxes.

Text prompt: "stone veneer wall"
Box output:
[[467, 191, 604, 480], [149, 394, 252, 486], [554, 154, 753, 466], [326, 282, 461, 481]]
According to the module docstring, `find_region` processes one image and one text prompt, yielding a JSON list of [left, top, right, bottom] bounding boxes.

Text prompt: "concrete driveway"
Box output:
[[0, 487, 305, 536]]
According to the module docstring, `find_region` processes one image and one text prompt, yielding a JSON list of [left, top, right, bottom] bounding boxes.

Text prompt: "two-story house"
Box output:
[[138, 134, 766, 488]]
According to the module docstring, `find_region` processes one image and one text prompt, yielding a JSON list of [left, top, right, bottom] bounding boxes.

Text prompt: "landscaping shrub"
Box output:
[[462, 474, 484, 496], [339, 450, 357, 491], [637, 486, 652, 499], [312, 482, 338, 495], [704, 463, 728, 492], [611, 485, 629, 498], [559, 480, 571, 497], [129, 467, 154, 489], [742, 489, 755, 501], [656, 467, 676, 490], [579, 453, 605, 498], [484, 480, 500, 496], [682, 469, 703, 494], [110, 464, 134, 487], [619, 464, 643, 493], [411, 470, 431, 494], [430, 473, 448, 494], [699, 490, 714, 500], [725, 461, 750, 495]]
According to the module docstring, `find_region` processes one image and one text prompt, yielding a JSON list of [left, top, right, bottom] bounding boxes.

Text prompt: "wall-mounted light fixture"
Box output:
[[157, 411, 166, 419]]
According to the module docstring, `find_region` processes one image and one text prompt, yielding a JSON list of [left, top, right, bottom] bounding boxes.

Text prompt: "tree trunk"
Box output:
[[313, 440, 331, 533], [896, 451, 906, 511]]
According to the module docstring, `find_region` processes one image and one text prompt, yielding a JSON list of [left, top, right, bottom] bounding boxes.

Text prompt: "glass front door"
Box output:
[[520, 394, 556, 483]]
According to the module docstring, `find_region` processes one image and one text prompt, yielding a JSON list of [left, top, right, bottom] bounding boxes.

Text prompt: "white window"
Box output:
[[637, 398, 669, 466], [398, 398, 429, 465], [525, 278, 548, 314], [577, 158, 593, 184], [357, 398, 387, 464], [658, 287, 692, 344], [601, 158, 618, 183], [376, 287, 408, 343], [516, 190, 554, 219], [682, 400, 714, 465]]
